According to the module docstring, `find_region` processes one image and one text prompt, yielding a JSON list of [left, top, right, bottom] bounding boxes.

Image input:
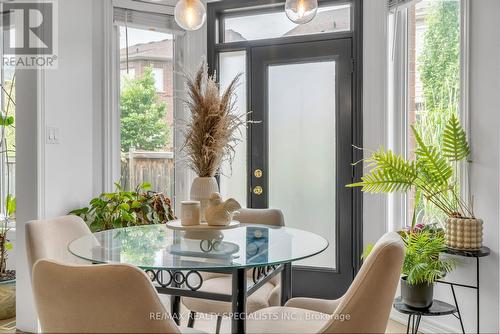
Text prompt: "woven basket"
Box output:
[[445, 217, 483, 250]]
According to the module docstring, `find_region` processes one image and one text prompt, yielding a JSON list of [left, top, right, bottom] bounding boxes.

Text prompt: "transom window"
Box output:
[[221, 3, 351, 43]]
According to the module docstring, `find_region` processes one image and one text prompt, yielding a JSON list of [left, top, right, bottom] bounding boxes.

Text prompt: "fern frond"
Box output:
[[347, 150, 418, 193], [442, 114, 470, 161], [412, 126, 452, 186]]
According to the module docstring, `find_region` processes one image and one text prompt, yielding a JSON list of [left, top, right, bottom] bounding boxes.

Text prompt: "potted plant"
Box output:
[[348, 114, 481, 249], [399, 225, 455, 308], [348, 114, 474, 307], [0, 195, 15, 320], [70, 183, 175, 232], [183, 63, 247, 222]]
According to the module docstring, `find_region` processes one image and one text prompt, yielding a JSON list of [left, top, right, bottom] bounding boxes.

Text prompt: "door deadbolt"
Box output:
[[254, 169, 263, 178], [253, 186, 263, 195]]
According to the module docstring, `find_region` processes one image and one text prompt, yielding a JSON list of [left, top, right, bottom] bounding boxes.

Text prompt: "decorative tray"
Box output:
[[166, 219, 240, 231]]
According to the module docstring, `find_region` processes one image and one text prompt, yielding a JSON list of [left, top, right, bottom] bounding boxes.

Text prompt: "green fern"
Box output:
[[348, 116, 473, 218], [412, 125, 452, 186], [347, 150, 418, 193], [442, 114, 470, 161]]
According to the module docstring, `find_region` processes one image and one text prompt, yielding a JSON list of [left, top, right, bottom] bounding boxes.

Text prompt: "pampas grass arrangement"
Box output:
[[183, 63, 246, 177]]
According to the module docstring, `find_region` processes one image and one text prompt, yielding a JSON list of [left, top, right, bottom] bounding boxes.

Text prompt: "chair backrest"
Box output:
[[321, 232, 404, 333], [32, 259, 180, 333], [234, 208, 285, 226], [26, 215, 92, 273]]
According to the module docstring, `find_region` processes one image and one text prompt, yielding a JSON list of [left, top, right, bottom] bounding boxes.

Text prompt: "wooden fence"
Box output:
[[121, 150, 174, 196]]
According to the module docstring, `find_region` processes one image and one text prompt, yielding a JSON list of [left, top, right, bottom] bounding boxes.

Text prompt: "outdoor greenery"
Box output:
[[117, 225, 167, 266], [70, 183, 175, 232], [120, 66, 170, 152], [400, 226, 455, 285], [412, 0, 461, 224], [0, 76, 16, 280], [348, 114, 472, 221]]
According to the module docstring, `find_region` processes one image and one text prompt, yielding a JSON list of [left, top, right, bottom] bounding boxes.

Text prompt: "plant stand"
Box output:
[[436, 246, 490, 334], [393, 297, 457, 334]]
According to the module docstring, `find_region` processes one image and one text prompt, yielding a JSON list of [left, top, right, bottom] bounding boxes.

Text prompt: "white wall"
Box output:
[[467, 1, 500, 332], [43, 1, 95, 218]]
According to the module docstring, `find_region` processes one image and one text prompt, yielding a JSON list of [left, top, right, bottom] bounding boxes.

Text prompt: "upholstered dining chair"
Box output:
[[246, 232, 405, 334], [182, 208, 285, 333], [25, 215, 93, 272], [32, 259, 204, 333]]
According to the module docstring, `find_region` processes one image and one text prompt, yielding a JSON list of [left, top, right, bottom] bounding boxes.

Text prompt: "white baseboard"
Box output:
[[391, 309, 461, 334]]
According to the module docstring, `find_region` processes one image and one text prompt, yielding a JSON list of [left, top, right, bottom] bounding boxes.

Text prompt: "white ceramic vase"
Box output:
[[190, 176, 219, 222]]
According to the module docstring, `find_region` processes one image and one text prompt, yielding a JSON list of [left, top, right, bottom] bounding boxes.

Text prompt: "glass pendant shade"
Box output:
[[285, 0, 319, 24], [174, 0, 206, 31]]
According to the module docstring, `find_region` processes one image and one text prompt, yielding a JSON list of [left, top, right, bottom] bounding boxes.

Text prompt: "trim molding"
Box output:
[[37, 68, 45, 219], [460, 0, 471, 204], [103, 0, 120, 191]]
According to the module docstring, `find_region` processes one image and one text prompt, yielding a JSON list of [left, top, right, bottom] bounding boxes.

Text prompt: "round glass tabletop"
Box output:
[[68, 224, 328, 271]]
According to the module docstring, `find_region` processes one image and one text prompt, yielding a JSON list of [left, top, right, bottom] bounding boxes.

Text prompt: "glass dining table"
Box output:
[[68, 223, 328, 334]]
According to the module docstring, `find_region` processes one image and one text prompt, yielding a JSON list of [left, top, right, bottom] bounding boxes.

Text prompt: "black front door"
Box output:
[[249, 39, 354, 298]]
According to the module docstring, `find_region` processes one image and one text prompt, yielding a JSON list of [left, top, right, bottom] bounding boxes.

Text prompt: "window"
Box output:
[[152, 68, 165, 92], [389, 0, 464, 227], [120, 68, 135, 90], [120, 68, 135, 79], [115, 10, 181, 200], [222, 3, 351, 43], [0, 23, 15, 220]]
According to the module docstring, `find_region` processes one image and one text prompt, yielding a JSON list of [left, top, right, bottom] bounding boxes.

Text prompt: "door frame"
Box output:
[[207, 0, 364, 288]]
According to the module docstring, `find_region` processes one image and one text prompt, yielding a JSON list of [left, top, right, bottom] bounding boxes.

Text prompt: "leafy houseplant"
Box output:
[[70, 183, 175, 233], [348, 115, 482, 250], [399, 226, 455, 308], [183, 63, 247, 222]]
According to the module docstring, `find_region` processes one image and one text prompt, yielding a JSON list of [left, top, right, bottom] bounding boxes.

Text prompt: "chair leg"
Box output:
[[215, 315, 222, 334], [187, 311, 196, 328]]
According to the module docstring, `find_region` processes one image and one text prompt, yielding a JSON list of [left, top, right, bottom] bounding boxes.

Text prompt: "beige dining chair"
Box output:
[[32, 259, 205, 333], [246, 232, 405, 334], [182, 208, 285, 333], [25, 215, 92, 272]]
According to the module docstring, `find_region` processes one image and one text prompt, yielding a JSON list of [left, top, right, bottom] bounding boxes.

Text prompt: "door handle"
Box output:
[[253, 186, 263, 195]]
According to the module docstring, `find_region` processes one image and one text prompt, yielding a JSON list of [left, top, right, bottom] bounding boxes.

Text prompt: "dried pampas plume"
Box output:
[[183, 62, 247, 177]]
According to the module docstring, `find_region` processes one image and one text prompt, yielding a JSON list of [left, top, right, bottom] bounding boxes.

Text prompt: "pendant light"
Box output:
[[285, 0, 319, 24], [174, 0, 206, 31]]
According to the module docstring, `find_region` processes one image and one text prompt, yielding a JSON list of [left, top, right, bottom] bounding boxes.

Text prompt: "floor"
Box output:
[[184, 312, 409, 333], [166, 297, 411, 334], [3, 299, 411, 334]]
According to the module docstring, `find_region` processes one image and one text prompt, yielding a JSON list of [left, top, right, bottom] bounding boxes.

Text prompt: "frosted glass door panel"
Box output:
[[268, 61, 336, 269], [219, 51, 247, 206]]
